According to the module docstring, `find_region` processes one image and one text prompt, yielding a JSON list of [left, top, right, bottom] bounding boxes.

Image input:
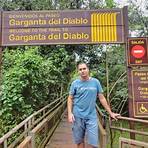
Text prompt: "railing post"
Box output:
[[98, 130, 101, 148], [0, 143, 3, 148], [29, 132, 35, 148], [32, 117, 35, 126], [45, 121, 48, 135], [129, 121, 135, 139], [28, 119, 32, 129], [4, 140, 7, 148], [24, 123, 28, 137], [0, 96, 67, 148], [43, 110, 45, 116]]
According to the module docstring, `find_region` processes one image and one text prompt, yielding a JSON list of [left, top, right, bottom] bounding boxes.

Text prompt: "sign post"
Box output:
[[128, 68, 148, 118], [127, 37, 148, 119], [0, 11, 2, 88], [127, 37, 148, 66]]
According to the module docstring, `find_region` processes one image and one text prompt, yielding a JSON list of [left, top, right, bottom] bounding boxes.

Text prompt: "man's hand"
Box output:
[[110, 112, 120, 120], [68, 113, 75, 123]]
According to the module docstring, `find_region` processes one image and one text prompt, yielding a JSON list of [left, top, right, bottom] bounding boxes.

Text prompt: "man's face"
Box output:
[[78, 63, 89, 78]]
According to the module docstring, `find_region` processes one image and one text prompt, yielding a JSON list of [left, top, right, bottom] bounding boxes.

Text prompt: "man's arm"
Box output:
[[98, 93, 120, 120], [67, 95, 75, 123]]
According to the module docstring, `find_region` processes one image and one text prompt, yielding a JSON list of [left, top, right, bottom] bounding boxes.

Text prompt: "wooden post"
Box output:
[[105, 45, 109, 103], [0, 47, 2, 85], [122, 7, 136, 139], [129, 121, 135, 139], [0, 143, 3, 148], [0, 11, 2, 88], [4, 140, 7, 148], [29, 131, 35, 148], [0, 49, 2, 97]]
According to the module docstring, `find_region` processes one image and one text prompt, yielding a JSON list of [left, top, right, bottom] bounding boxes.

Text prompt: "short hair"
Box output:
[[77, 62, 89, 69]]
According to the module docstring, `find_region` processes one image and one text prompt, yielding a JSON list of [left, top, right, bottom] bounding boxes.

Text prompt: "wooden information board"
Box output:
[[0, 7, 128, 46]]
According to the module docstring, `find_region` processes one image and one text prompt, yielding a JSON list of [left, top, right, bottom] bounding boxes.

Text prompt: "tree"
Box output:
[[128, 0, 148, 36]]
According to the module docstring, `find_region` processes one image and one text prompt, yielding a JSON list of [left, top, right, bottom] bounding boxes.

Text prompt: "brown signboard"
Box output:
[[127, 37, 148, 66], [0, 7, 128, 46], [128, 68, 148, 118]]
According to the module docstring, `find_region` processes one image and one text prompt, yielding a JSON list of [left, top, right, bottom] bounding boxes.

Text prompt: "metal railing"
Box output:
[[0, 94, 67, 148]]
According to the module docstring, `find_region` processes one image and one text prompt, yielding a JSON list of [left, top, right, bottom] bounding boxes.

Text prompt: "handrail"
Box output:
[[116, 116, 148, 124], [0, 93, 67, 147], [96, 105, 107, 129], [110, 116, 148, 136], [31, 93, 67, 117], [110, 126, 148, 136]]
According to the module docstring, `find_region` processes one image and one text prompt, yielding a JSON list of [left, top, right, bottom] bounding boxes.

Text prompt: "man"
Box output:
[[67, 62, 120, 148]]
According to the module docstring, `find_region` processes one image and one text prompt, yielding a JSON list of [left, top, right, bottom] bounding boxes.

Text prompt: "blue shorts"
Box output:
[[72, 116, 99, 147]]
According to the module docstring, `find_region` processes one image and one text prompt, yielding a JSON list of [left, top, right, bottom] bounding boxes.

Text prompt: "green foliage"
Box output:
[[105, 0, 116, 8], [0, 46, 74, 136], [128, 1, 148, 36], [0, 0, 136, 139], [0, 0, 53, 10], [107, 46, 128, 115]]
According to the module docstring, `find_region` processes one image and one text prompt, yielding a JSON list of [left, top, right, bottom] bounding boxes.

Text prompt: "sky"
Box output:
[[114, 0, 148, 16]]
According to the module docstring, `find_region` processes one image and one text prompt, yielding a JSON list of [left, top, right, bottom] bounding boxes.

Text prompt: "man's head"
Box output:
[[77, 63, 90, 80]]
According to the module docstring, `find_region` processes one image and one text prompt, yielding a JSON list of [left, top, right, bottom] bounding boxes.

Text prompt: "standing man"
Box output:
[[67, 62, 120, 148]]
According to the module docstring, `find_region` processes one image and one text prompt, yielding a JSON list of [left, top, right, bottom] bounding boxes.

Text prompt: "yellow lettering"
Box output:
[[9, 19, 47, 27], [131, 40, 144, 45], [63, 18, 88, 25], [48, 18, 60, 25], [134, 72, 146, 76], [9, 34, 46, 42], [48, 33, 61, 40], [63, 33, 89, 40]]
